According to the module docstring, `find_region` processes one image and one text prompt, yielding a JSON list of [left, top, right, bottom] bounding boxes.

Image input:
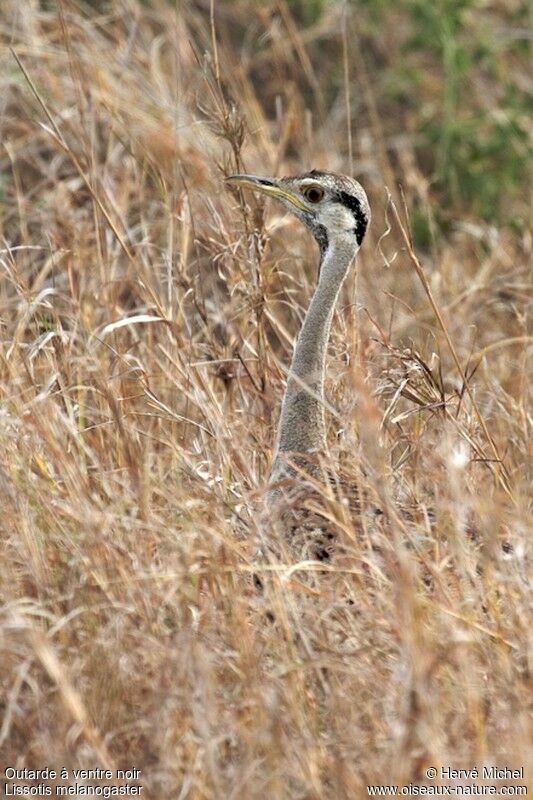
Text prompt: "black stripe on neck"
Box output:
[[313, 223, 329, 256], [335, 190, 368, 246], [312, 223, 329, 277]]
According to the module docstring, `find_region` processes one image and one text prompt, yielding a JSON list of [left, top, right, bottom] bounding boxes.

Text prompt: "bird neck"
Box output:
[[272, 233, 357, 474]]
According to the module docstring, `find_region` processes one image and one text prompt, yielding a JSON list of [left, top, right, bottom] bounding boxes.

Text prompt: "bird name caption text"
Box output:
[[3, 767, 143, 796]]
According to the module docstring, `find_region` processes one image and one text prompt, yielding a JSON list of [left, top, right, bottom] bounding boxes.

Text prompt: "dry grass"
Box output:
[[0, 1, 531, 797]]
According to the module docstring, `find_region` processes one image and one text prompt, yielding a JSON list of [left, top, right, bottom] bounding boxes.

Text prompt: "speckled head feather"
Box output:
[[280, 170, 370, 252], [226, 170, 370, 263]]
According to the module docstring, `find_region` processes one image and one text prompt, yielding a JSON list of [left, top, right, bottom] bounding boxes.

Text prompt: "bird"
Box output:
[[226, 170, 371, 560]]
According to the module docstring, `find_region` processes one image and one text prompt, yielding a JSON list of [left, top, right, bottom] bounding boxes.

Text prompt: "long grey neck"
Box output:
[[270, 234, 358, 478]]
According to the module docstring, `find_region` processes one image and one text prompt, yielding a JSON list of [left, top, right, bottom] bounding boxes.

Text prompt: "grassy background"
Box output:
[[0, 0, 531, 796]]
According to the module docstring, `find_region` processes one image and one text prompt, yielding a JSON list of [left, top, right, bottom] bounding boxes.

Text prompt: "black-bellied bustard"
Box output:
[[226, 171, 373, 562]]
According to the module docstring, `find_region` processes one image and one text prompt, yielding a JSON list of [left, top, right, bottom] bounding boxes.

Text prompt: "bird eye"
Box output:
[[303, 185, 324, 204]]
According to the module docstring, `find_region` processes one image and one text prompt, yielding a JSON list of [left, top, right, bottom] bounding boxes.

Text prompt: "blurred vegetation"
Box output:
[[283, 0, 531, 228]]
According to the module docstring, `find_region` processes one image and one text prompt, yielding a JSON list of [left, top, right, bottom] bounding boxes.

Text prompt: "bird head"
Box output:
[[225, 170, 370, 258]]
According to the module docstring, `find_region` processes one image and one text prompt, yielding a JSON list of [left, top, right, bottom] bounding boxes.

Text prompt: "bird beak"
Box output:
[[225, 174, 311, 213]]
